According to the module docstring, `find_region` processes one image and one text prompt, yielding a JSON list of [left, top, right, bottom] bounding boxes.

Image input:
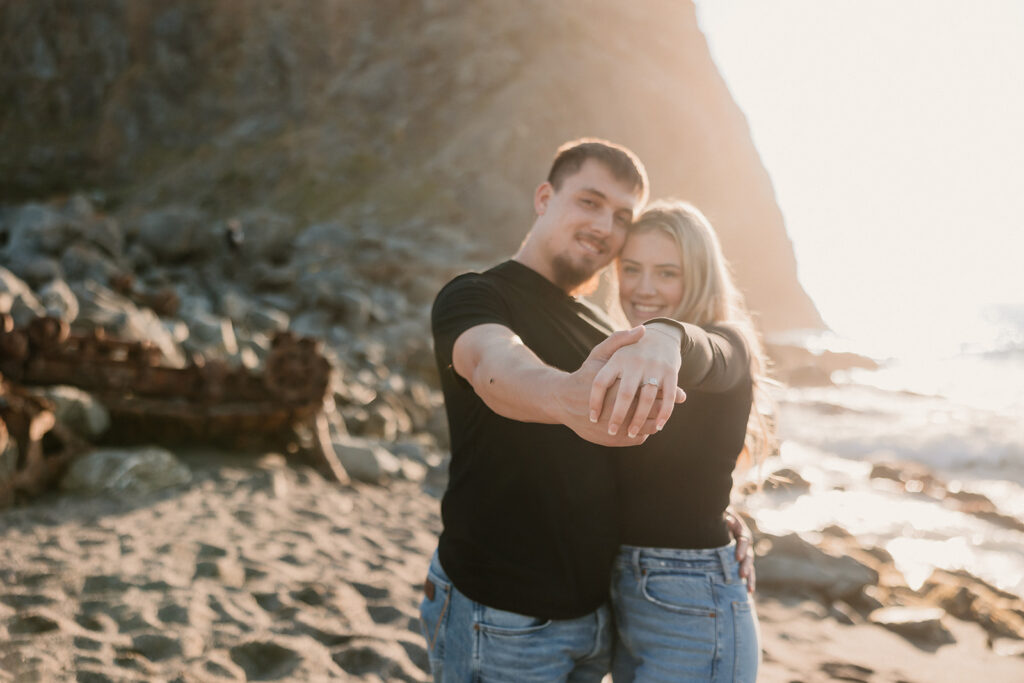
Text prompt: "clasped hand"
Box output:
[[556, 326, 684, 447], [589, 324, 684, 438]]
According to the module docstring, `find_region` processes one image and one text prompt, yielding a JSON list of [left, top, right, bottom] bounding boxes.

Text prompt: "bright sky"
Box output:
[[694, 0, 1024, 358]]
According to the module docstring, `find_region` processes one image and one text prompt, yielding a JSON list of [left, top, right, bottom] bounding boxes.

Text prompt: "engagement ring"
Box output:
[[643, 377, 660, 387]]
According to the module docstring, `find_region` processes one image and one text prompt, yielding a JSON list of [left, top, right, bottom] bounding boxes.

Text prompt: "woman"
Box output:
[[610, 200, 771, 682]]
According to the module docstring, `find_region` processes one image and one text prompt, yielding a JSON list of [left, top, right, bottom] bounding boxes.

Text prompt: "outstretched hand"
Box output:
[[588, 324, 686, 438], [553, 327, 674, 447]]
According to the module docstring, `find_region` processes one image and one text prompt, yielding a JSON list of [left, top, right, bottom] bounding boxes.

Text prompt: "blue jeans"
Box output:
[[610, 543, 760, 682], [418, 551, 613, 682]]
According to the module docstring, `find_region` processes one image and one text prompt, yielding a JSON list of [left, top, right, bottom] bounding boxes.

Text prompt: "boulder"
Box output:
[[232, 209, 296, 262], [61, 446, 192, 496], [2, 202, 65, 255], [60, 242, 120, 284], [37, 278, 79, 321], [331, 436, 401, 485], [764, 467, 812, 494], [9, 255, 63, 287], [218, 288, 252, 323], [184, 312, 239, 357], [297, 267, 365, 318], [360, 401, 412, 441], [868, 606, 955, 645], [35, 386, 110, 440], [0, 267, 47, 326], [73, 281, 186, 367], [249, 262, 297, 290], [294, 221, 353, 258], [389, 435, 443, 468], [72, 213, 124, 260], [245, 307, 290, 334], [755, 533, 879, 600], [135, 206, 215, 263], [290, 310, 332, 339], [921, 569, 1024, 640]]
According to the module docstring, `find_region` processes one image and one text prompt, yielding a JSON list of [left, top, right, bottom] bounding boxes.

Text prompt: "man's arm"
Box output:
[[452, 323, 679, 447]]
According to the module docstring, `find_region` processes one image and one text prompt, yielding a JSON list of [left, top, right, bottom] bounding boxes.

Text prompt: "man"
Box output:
[[421, 139, 742, 681]]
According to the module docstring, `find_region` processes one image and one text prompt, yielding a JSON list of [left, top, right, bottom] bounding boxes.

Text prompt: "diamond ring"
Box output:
[[643, 377, 660, 388]]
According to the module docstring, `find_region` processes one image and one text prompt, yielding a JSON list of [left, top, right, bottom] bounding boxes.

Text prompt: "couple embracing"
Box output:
[[420, 139, 771, 682]]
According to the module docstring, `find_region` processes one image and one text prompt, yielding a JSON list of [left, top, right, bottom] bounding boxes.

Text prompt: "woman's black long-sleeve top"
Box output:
[[616, 322, 753, 549]]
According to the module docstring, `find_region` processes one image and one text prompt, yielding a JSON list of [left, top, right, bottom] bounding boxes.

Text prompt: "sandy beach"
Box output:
[[2, 446, 1022, 682]]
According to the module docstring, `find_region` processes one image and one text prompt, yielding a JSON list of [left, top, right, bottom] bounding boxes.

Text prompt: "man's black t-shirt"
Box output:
[[431, 260, 619, 619]]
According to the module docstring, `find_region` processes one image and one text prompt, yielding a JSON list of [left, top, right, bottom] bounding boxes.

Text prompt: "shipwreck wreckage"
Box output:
[[0, 313, 348, 508]]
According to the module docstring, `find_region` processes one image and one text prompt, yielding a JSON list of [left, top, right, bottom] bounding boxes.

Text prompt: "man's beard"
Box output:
[[551, 253, 600, 294]]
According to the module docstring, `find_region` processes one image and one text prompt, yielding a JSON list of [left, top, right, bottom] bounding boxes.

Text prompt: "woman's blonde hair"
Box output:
[[627, 199, 776, 470]]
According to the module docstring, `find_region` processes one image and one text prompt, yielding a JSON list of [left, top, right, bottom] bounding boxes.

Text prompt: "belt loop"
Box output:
[[632, 547, 642, 580], [717, 546, 733, 584]]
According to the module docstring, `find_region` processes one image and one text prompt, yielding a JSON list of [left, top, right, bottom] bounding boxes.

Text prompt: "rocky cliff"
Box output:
[[0, 0, 823, 332]]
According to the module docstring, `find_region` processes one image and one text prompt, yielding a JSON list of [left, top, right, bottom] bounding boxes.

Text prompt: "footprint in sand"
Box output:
[[9, 612, 60, 634], [821, 661, 875, 682], [230, 640, 302, 680]]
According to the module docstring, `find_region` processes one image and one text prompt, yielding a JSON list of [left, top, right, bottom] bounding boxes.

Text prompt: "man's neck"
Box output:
[[511, 249, 566, 293]]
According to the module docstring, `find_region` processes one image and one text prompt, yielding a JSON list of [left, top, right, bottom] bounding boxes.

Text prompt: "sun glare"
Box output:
[[695, 0, 1024, 357]]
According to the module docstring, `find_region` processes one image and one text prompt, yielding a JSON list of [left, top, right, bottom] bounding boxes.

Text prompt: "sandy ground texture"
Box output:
[[2, 451, 1023, 682]]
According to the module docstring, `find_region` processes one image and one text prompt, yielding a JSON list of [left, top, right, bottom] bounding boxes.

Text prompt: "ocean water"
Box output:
[[747, 305, 1024, 595]]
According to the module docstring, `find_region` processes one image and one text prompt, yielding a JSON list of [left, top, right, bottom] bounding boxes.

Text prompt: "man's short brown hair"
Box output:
[[547, 138, 649, 205]]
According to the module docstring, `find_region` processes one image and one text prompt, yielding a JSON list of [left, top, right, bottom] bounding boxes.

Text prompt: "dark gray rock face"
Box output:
[[0, 0, 822, 333]]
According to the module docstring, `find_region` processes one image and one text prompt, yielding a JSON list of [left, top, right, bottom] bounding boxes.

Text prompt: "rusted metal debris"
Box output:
[[0, 314, 348, 503], [0, 376, 84, 508]]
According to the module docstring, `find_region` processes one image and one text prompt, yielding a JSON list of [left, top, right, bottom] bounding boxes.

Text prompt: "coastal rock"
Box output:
[[61, 446, 192, 496], [2, 202, 65, 255], [218, 288, 252, 323], [70, 210, 124, 260], [0, 266, 46, 326], [361, 402, 412, 442], [868, 606, 955, 645], [765, 343, 879, 387], [34, 386, 110, 440], [249, 262, 297, 290], [294, 221, 353, 258], [9, 255, 63, 288], [184, 312, 239, 357], [60, 242, 120, 284], [232, 209, 296, 263], [37, 278, 79, 321], [245, 307, 290, 334], [921, 569, 1024, 640], [136, 206, 215, 263], [332, 436, 401, 485], [868, 461, 944, 492], [73, 281, 186, 366], [290, 310, 333, 340], [764, 467, 812, 494], [755, 533, 879, 600]]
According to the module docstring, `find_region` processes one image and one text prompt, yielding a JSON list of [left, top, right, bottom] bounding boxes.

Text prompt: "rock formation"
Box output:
[[0, 0, 823, 332]]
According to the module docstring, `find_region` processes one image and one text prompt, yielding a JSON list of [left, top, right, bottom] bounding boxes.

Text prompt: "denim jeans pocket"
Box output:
[[731, 598, 760, 682], [641, 571, 717, 617], [419, 570, 452, 660], [475, 604, 553, 636]]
